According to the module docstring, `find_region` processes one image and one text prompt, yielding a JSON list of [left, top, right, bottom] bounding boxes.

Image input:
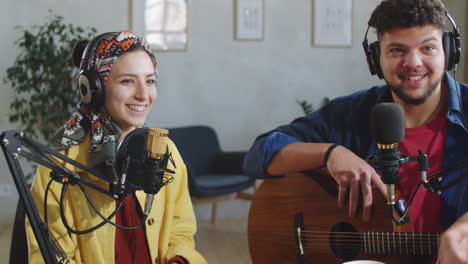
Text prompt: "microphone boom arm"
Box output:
[[5, 131, 117, 197], [424, 155, 468, 195], [0, 130, 123, 263], [1, 128, 177, 262], [1, 130, 63, 263]]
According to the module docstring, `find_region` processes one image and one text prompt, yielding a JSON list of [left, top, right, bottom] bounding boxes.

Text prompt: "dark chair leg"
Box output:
[[211, 202, 217, 224]]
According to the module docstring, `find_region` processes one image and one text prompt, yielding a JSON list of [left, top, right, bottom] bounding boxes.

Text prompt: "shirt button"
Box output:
[[148, 218, 155, 225]]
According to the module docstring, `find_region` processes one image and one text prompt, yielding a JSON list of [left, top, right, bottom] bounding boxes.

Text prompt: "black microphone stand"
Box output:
[[424, 154, 468, 195], [1, 131, 61, 264], [0, 130, 130, 263], [367, 150, 429, 225]]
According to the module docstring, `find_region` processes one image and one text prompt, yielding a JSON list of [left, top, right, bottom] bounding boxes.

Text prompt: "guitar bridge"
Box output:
[[293, 212, 307, 264]]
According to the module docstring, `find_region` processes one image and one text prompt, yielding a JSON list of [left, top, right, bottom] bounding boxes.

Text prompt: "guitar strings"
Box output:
[[249, 235, 438, 245], [248, 243, 437, 255], [249, 235, 439, 245], [248, 236, 439, 255], [248, 230, 439, 247], [248, 235, 438, 245], [248, 243, 438, 256], [248, 239, 437, 249], [248, 228, 439, 238]]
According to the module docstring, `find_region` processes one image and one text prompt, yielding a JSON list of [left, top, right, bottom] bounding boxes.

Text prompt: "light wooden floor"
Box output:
[[0, 224, 13, 262], [0, 218, 251, 264], [195, 218, 251, 264]]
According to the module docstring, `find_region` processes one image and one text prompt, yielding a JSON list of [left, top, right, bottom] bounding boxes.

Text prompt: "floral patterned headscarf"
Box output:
[[52, 30, 155, 168]]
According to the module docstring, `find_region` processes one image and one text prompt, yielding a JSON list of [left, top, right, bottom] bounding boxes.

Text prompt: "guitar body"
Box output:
[[248, 172, 416, 264]]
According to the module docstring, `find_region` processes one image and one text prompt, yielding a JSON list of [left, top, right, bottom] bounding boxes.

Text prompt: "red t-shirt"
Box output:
[[115, 194, 152, 264], [396, 106, 446, 234]]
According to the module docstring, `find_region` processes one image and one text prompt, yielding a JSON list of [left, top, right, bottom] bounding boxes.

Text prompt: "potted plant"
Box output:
[[4, 13, 96, 140], [297, 97, 330, 115]]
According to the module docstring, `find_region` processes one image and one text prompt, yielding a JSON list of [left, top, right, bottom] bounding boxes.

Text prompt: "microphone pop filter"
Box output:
[[115, 127, 149, 190], [370, 103, 405, 144], [115, 127, 172, 195]]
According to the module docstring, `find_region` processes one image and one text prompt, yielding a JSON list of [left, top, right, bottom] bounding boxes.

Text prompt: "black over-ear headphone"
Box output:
[[362, 9, 461, 79], [75, 32, 116, 107]]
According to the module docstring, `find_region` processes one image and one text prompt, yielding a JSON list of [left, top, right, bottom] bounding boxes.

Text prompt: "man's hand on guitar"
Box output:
[[326, 145, 387, 222], [437, 212, 468, 264]]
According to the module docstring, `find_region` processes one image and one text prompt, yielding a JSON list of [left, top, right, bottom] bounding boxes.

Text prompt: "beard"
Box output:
[[387, 73, 444, 105]]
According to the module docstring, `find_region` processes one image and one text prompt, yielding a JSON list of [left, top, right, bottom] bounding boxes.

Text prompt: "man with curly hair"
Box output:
[[244, 0, 467, 262]]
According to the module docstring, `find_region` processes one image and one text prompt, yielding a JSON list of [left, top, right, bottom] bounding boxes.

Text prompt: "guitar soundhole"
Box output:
[[329, 222, 360, 261]]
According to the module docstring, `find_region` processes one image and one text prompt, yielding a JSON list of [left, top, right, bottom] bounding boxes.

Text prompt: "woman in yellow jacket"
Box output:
[[25, 30, 206, 264]]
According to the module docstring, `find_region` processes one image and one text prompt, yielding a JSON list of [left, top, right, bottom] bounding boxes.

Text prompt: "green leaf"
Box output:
[[5, 12, 96, 140], [296, 100, 314, 115], [296, 97, 331, 116]]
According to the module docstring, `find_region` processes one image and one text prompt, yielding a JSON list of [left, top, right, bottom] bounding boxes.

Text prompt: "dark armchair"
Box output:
[[168, 125, 256, 224]]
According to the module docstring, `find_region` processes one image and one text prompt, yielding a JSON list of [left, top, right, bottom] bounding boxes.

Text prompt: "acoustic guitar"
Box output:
[[248, 171, 440, 264]]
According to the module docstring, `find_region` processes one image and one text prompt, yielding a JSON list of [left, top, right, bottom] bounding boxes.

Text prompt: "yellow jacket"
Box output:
[[25, 133, 206, 264]]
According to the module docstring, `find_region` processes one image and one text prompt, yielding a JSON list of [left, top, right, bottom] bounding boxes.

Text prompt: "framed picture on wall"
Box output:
[[312, 0, 352, 47], [234, 0, 264, 41], [129, 0, 188, 51]]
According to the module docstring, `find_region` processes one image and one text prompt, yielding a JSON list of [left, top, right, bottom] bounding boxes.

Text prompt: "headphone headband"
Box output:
[[445, 10, 461, 66], [77, 32, 117, 107], [363, 8, 459, 47], [80, 32, 116, 71], [362, 8, 461, 79]]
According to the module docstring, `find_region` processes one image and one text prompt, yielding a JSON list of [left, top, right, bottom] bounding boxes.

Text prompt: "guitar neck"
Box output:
[[361, 231, 440, 256]]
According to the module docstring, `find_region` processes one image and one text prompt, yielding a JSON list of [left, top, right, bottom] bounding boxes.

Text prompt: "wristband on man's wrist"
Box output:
[[322, 143, 340, 168]]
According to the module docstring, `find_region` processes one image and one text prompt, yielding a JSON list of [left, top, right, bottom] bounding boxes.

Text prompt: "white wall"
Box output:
[[152, 0, 466, 150], [0, 0, 129, 225], [0, 0, 466, 224], [152, 0, 383, 151]]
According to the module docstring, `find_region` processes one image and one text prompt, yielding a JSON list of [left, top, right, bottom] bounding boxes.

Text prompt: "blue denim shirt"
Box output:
[[243, 72, 468, 230]]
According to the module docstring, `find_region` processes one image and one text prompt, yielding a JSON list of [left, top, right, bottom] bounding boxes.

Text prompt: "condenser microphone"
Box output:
[[143, 128, 173, 215], [115, 127, 174, 215], [367, 102, 407, 206]]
